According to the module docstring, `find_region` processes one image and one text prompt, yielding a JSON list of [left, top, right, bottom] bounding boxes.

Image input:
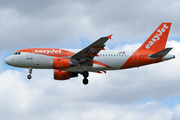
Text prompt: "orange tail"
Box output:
[[137, 22, 171, 52]]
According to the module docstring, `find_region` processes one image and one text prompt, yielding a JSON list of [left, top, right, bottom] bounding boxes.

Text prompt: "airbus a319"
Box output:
[[5, 23, 175, 85]]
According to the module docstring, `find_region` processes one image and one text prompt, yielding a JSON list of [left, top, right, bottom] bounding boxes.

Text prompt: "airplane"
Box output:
[[5, 22, 175, 85]]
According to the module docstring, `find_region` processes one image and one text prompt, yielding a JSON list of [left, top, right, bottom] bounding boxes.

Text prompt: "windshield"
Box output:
[[13, 52, 21, 55]]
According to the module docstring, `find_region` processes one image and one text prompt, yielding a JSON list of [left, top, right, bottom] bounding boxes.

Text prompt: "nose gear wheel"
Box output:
[[27, 68, 32, 80]]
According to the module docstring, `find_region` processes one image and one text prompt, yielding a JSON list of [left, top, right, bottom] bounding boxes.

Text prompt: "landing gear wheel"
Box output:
[[83, 71, 89, 78], [83, 78, 88, 85], [27, 75, 32, 79], [27, 68, 33, 80]]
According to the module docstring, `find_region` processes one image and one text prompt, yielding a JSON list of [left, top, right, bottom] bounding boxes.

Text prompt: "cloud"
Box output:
[[0, 0, 56, 14], [0, 0, 180, 52], [0, 69, 175, 120], [171, 104, 180, 120], [0, 68, 174, 120]]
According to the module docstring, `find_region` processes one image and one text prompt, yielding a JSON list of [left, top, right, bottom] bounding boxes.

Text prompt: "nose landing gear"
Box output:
[[82, 71, 89, 85], [27, 68, 32, 79]]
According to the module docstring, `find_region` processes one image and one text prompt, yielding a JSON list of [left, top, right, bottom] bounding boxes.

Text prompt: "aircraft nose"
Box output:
[[5, 56, 12, 65]]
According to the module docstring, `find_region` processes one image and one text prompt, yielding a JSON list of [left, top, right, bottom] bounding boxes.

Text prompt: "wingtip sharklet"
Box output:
[[107, 34, 113, 39]]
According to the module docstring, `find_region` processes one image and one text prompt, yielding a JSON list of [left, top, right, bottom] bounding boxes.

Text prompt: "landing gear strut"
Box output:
[[82, 71, 89, 85], [27, 68, 32, 79]]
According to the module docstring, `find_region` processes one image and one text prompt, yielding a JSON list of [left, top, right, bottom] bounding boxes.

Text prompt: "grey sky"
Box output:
[[0, 0, 180, 51]]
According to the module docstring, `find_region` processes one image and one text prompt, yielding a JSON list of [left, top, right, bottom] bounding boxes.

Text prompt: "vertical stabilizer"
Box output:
[[137, 23, 171, 52], [120, 23, 172, 69]]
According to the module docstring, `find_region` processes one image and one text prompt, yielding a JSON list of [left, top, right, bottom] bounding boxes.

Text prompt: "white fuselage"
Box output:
[[5, 49, 133, 72], [5, 48, 175, 73]]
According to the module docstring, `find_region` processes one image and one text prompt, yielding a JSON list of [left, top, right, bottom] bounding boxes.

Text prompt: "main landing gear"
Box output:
[[27, 68, 32, 79], [82, 71, 89, 85]]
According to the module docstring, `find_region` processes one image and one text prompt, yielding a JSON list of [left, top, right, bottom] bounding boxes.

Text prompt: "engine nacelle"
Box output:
[[53, 58, 71, 69], [54, 70, 78, 80]]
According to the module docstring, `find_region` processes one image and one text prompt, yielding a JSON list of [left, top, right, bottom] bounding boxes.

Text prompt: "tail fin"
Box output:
[[137, 22, 171, 52]]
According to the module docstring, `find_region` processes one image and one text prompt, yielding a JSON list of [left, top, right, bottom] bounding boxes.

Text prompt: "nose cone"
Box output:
[[5, 57, 10, 65], [5, 56, 13, 65]]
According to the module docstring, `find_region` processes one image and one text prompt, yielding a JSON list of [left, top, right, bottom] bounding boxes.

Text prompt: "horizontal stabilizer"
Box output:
[[149, 48, 173, 58]]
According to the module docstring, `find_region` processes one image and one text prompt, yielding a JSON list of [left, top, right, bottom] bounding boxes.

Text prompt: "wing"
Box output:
[[71, 34, 113, 63]]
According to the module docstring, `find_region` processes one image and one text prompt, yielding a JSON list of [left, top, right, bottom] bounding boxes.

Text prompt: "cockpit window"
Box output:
[[13, 52, 21, 55]]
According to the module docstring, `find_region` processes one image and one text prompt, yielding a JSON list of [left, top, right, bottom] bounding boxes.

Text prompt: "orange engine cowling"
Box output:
[[53, 58, 71, 69], [54, 70, 78, 80]]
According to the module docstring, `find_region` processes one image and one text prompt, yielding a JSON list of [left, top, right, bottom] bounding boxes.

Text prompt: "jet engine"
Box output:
[[54, 70, 78, 80], [53, 58, 71, 69], [53, 58, 79, 69]]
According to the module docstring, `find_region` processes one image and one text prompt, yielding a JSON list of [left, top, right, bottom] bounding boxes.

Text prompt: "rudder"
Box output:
[[137, 22, 171, 52]]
